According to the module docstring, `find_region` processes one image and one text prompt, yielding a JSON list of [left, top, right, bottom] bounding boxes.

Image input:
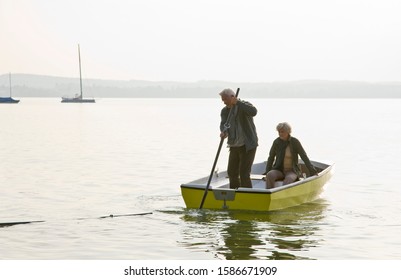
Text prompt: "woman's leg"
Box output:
[[266, 170, 284, 189], [283, 171, 298, 185]]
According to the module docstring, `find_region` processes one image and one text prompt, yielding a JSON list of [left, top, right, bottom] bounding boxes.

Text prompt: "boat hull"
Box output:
[[181, 160, 333, 211], [0, 97, 19, 103], [61, 97, 95, 103]]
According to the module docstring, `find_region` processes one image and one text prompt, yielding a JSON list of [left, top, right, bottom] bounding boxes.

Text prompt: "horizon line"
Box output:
[[1, 73, 401, 85]]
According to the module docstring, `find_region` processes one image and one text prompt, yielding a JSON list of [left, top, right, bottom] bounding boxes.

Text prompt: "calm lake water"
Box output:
[[1, 98, 401, 260]]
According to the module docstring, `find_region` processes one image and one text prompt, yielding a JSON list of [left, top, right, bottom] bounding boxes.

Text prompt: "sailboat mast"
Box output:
[[9, 72, 12, 97], [78, 44, 83, 98]]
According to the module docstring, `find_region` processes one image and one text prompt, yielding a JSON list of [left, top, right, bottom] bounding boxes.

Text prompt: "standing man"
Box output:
[[219, 88, 258, 189]]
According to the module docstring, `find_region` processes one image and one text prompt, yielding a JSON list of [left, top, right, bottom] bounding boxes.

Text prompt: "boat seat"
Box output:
[[251, 178, 284, 189]]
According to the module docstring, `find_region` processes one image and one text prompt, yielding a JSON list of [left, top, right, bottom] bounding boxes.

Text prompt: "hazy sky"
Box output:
[[1, 0, 401, 82]]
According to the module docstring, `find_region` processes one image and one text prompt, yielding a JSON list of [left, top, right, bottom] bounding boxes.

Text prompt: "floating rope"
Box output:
[[98, 212, 153, 219], [0, 220, 45, 228], [0, 212, 153, 228]]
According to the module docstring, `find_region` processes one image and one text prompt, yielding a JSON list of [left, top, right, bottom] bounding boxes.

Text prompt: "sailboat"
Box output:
[[0, 73, 20, 103], [61, 44, 95, 103]]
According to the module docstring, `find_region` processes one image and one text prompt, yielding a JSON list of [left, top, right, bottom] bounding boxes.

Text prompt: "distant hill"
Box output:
[[1, 73, 401, 98]]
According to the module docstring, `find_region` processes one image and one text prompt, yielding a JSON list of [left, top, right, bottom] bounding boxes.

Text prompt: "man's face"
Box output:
[[221, 95, 233, 107]]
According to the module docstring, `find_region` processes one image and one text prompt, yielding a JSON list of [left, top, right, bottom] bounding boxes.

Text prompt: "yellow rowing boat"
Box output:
[[180, 160, 334, 211]]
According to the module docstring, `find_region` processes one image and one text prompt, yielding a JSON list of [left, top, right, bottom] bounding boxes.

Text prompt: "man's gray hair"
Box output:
[[276, 122, 292, 134], [219, 88, 235, 97]]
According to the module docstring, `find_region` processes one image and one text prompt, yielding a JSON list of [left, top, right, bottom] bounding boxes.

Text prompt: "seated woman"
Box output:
[[265, 122, 318, 189]]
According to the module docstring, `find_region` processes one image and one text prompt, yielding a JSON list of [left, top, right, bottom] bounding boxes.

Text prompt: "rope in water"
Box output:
[[0, 212, 153, 228]]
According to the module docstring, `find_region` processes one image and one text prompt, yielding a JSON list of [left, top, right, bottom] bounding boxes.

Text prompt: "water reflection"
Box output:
[[218, 219, 263, 260], [179, 199, 328, 260]]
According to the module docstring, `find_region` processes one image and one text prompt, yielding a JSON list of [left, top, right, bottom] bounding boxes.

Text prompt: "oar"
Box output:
[[199, 88, 240, 209]]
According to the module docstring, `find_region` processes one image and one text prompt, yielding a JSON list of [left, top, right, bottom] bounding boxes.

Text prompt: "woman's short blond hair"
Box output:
[[276, 122, 292, 134]]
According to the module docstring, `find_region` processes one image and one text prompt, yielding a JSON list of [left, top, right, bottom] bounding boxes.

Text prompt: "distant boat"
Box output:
[[0, 73, 20, 104], [61, 44, 95, 103]]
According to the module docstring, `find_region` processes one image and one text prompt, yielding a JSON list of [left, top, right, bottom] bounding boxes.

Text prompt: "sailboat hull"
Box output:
[[61, 97, 95, 103], [0, 97, 20, 103]]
